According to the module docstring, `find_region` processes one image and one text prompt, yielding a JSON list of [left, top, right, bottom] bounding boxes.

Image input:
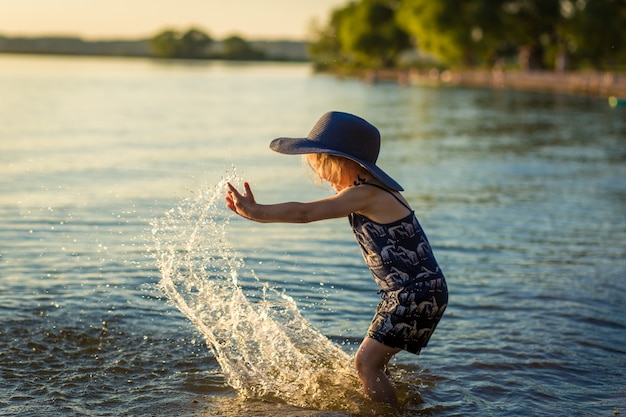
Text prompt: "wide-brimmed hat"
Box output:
[[269, 111, 403, 191]]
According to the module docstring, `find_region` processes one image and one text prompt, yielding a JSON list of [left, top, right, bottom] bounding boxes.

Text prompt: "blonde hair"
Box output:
[[304, 153, 363, 187]]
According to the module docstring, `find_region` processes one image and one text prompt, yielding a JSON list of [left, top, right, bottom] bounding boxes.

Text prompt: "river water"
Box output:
[[1, 54, 625, 417]]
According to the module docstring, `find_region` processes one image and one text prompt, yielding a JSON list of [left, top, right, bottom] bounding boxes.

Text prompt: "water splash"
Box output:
[[151, 170, 362, 412]]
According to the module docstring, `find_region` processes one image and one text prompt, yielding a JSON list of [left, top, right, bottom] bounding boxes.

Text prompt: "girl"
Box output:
[[225, 111, 448, 405]]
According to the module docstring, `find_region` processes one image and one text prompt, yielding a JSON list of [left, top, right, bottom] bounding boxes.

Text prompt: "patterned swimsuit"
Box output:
[[349, 183, 448, 354]]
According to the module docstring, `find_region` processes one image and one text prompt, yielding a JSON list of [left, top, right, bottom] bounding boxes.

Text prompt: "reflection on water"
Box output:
[[0, 55, 624, 417]]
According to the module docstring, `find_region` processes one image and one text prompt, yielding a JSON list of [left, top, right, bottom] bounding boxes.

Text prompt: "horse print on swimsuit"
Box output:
[[348, 183, 448, 354], [368, 278, 447, 354]]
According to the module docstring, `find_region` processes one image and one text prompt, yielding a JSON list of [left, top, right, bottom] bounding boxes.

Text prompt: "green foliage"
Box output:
[[499, 0, 566, 69], [220, 36, 265, 60], [396, 1, 464, 65], [395, 0, 566, 68], [338, 0, 411, 68], [309, 0, 410, 70], [310, 0, 626, 71], [150, 28, 212, 59], [560, 0, 626, 69], [308, 5, 354, 70], [149, 29, 267, 61]]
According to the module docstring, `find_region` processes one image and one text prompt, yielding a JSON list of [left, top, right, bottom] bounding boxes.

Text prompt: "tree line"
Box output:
[[0, 32, 307, 61], [150, 28, 265, 60], [307, 0, 626, 72]]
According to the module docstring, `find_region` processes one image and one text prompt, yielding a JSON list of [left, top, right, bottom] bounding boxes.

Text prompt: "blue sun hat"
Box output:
[[269, 111, 403, 191]]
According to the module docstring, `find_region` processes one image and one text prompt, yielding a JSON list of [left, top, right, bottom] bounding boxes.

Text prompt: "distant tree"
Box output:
[[397, 1, 459, 66], [150, 30, 179, 58], [560, 0, 626, 69], [338, 0, 411, 68], [309, 0, 410, 69], [150, 28, 212, 59], [220, 35, 264, 60], [179, 28, 212, 59], [311, 0, 626, 71], [396, 0, 514, 68], [493, 0, 626, 70], [498, 0, 563, 69], [308, 4, 355, 70]]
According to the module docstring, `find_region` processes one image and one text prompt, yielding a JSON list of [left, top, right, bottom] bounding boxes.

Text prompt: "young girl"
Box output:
[[225, 111, 448, 405]]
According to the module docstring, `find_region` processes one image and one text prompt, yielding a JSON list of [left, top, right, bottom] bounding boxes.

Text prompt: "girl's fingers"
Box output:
[[225, 181, 254, 214], [229, 183, 240, 194]]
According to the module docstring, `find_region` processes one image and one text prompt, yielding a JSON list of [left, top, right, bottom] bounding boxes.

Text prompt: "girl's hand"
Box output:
[[225, 182, 257, 220]]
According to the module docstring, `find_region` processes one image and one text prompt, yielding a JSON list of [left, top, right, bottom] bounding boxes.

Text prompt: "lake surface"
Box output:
[[1, 54, 625, 417]]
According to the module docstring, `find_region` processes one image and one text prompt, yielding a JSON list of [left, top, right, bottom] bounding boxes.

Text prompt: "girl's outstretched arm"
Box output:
[[225, 181, 371, 224]]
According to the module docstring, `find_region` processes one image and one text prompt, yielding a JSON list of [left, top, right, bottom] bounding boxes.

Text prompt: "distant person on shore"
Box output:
[[225, 111, 448, 405]]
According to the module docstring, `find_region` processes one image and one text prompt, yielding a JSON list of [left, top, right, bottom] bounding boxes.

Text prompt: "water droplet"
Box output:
[[153, 171, 362, 412]]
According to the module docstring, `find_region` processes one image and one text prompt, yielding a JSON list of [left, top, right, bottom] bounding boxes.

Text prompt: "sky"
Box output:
[[1, 0, 347, 40]]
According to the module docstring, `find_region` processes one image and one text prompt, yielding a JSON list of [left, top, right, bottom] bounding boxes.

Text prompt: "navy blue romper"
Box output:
[[349, 183, 448, 354]]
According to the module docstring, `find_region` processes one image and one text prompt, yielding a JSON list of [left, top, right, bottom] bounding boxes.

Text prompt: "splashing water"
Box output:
[[151, 171, 363, 412]]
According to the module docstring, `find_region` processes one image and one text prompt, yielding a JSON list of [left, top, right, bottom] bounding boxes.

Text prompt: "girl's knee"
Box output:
[[354, 350, 366, 374], [355, 338, 401, 378], [354, 347, 385, 376], [354, 351, 370, 375]]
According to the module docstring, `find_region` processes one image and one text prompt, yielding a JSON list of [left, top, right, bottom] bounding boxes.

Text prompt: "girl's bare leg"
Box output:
[[354, 337, 402, 405]]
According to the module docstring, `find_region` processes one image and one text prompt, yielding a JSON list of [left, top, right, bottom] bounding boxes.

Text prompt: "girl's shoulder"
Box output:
[[351, 182, 412, 223]]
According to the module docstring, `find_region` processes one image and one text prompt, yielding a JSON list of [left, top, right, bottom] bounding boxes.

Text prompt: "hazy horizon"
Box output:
[[1, 0, 345, 41]]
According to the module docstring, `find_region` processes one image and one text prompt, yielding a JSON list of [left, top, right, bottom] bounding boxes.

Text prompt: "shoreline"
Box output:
[[364, 68, 626, 98], [3, 50, 625, 98]]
